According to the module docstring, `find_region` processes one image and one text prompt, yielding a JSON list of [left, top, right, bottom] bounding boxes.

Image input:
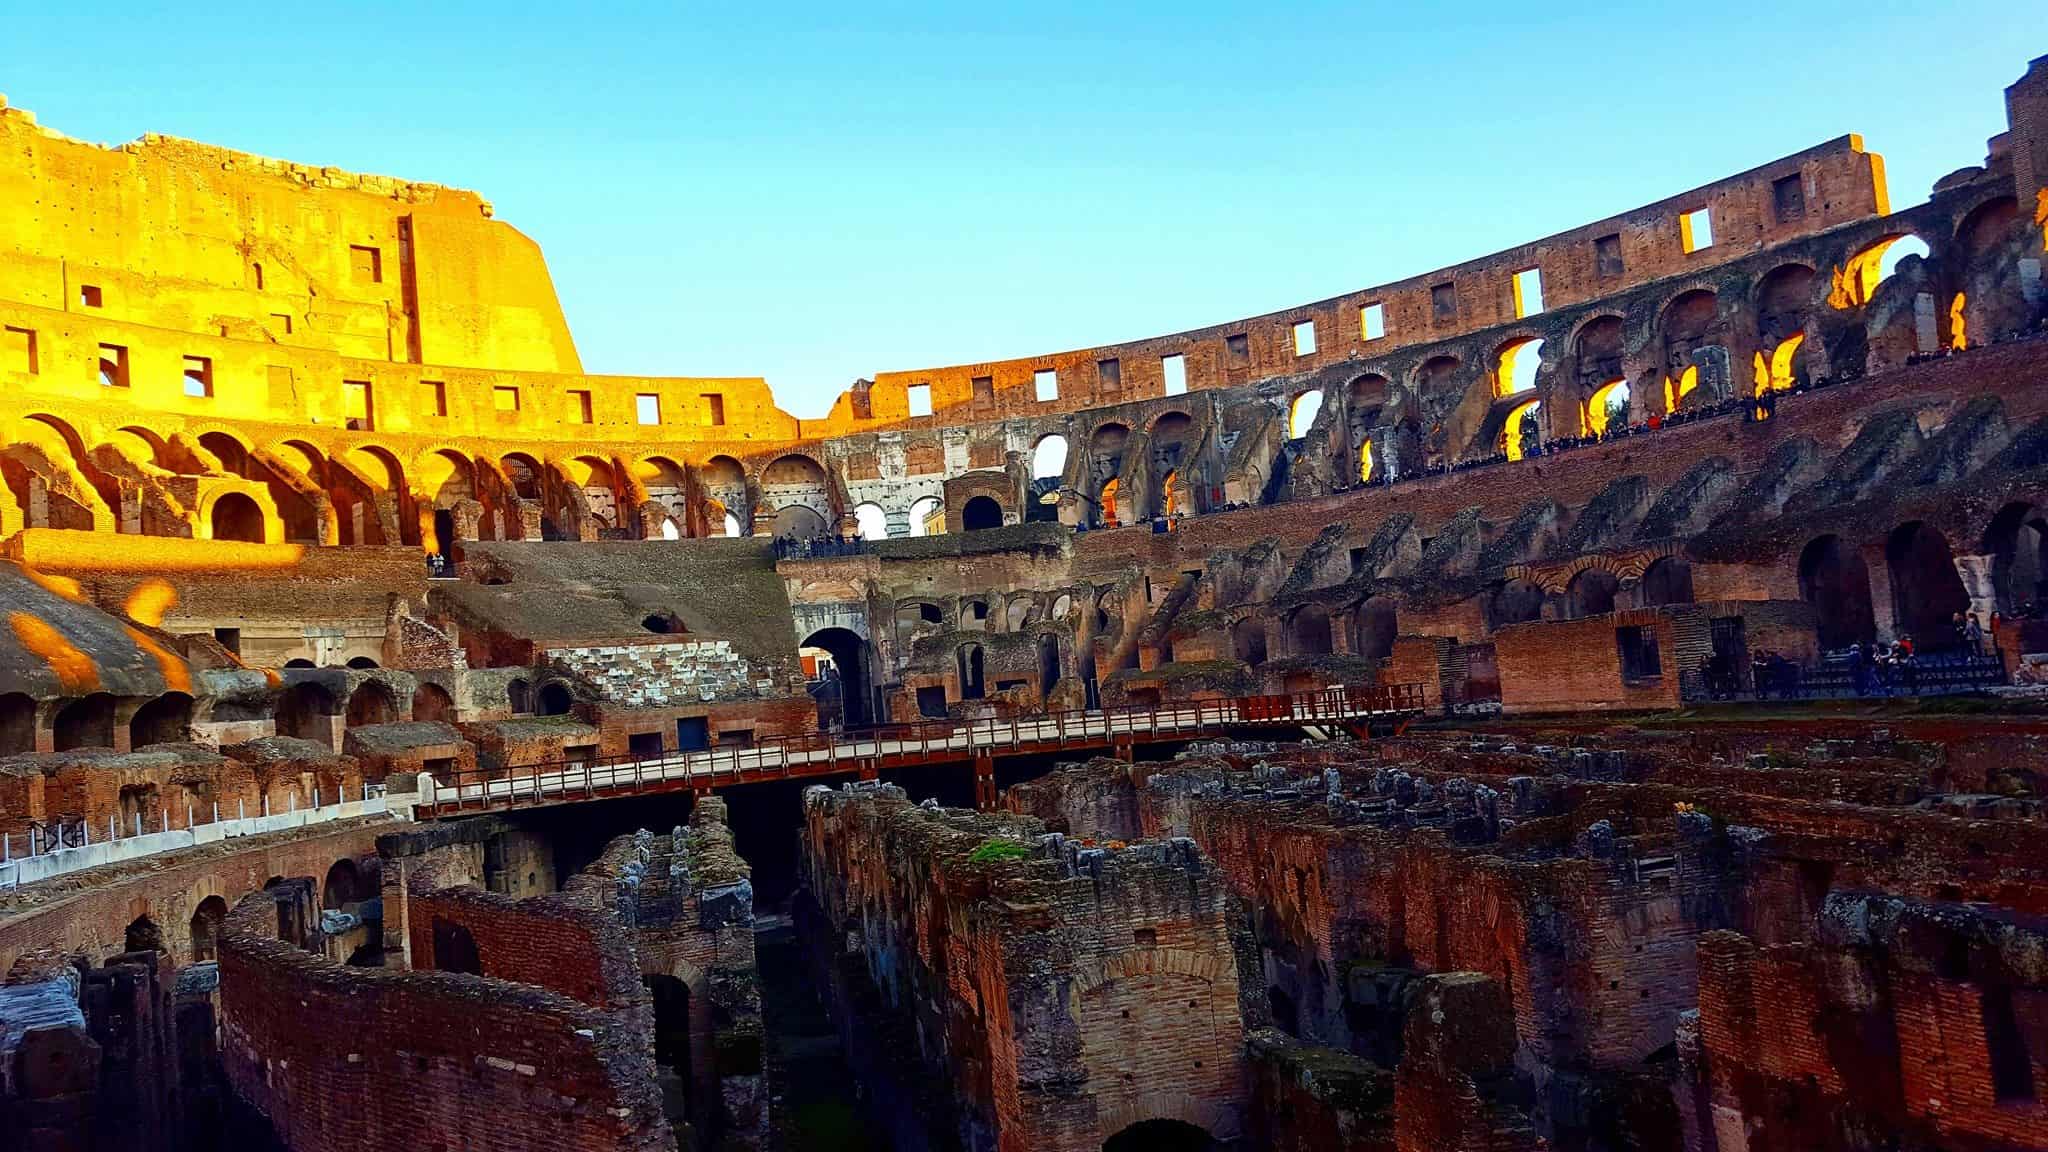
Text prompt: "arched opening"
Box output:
[[1661, 289, 1719, 409], [1103, 1119, 1216, 1152], [345, 656, 380, 670], [1986, 502, 2048, 615], [643, 973, 694, 1124], [1232, 617, 1267, 666], [660, 519, 681, 540], [1799, 535, 1877, 650], [907, 496, 943, 537], [1033, 434, 1069, 479], [1572, 316, 1625, 390], [1585, 380, 1630, 437], [432, 508, 457, 563], [1039, 634, 1061, 697], [124, 914, 164, 956], [1088, 424, 1129, 527], [958, 643, 986, 700], [129, 692, 194, 747], [500, 453, 543, 501], [1640, 556, 1695, 606], [1352, 598, 1398, 662], [1886, 522, 1972, 651], [0, 693, 34, 756], [962, 495, 1004, 531], [209, 491, 267, 543], [508, 678, 532, 715], [189, 895, 227, 962], [1490, 579, 1546, 629], [1496, 337, 1544, 397], [801, 628, 871, 728], [1098, 477, 1121, 528], [642, 612, 687, 635], [323, 858, 363, 910], [430, 917, 482, 975], [1289, 605, 1333, 657], [276, 682, 334, 741], [536, 682, 575, 717], [853, 502, 889, 541], [412, 682, 455, 724], [53, 693, 115, 751], [1501, 398, 1542, 462], [345, 681, 398, 728], [1564, 568, 1619, 619], [199, 432, 251, 479], [1288, 389, 1324, 439], [772, 505, 826, 539], [1832, 234, 1931, 308]]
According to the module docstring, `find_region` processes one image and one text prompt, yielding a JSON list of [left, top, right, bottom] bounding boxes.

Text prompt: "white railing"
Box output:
[[0, 786, 398, 890]]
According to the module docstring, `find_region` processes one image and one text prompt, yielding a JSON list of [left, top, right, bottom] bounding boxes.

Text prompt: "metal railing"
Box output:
[[422, 682, 1427, 817]]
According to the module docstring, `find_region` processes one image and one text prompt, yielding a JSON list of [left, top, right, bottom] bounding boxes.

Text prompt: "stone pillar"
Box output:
[[1955, 553, 1999, 625]]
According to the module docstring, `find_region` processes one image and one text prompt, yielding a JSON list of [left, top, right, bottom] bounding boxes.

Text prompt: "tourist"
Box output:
[[1967, 612, 1986, 654]]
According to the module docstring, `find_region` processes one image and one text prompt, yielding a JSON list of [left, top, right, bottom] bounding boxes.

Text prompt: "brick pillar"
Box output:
[[972, 755, 996, 811], [2006, 56, 2048, 227]]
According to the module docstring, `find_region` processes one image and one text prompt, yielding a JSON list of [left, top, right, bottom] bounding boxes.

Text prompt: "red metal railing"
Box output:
[[420, 682, 1426, 817]]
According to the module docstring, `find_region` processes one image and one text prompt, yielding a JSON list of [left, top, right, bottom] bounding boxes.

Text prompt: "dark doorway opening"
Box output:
[[676, 717, 710, 751], [801, 627, 871, 728]]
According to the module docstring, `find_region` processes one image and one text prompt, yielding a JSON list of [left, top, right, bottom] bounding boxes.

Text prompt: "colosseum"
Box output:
[[1, 50, 2046, 1152]]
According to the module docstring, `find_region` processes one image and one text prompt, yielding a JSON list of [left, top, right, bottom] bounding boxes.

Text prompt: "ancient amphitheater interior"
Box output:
[[1, 49, 2048, 1152]]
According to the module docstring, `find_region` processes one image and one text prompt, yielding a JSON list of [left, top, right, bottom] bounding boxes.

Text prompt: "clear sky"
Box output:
[[1, 4, 2036, 416]]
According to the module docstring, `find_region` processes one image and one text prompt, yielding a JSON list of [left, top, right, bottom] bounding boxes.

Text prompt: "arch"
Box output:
[[1288, 389, 1324, 439], [412, 682, 455, 724], [124, 913, 164, 956], [1103, 1118, 1216, 1152], [1033, 434, 1069, 479], [1832, 234, 1931, 308], [1088, 423, 1131, 525], [761, 453, 826, 487], [53, 693, 115, 751], [853, 502, 889, 541], [500, 453, 544, 500], [802, 627, 871, 728], [1755, 263, 1817, 345], [659, 518, 681, 540], [129, 691, 193, 748], [1004, 596, 1033, 632], [642, 611, 687, 635], [0, 692, 34, 756], [962, 495, 1004, 531], [208, 492, 267, 543], [345, 656, 380, 670], [1495, 337, 1543, 397], [536, 682, 575, 717], [1230, 617, 1266, 666], [1490, 579, 1546, 629], [277, 681, 335, 741], [1572, 315, 1626, 386], [1585, 380, 1630, 436], [1052, 594, 1073, 621], [1799, 535, 1877, 650], [430, 917, 483, 975], [323, 858, 364, 909], [1501, 398, 1542, 462], [1352, 598, 1398, 662], [1886, 521, 1971, 650], [345, 681, 398, 727], [1640, 556, 1695, 606], [1564, 568, 1619, 619], [1957, 196, 2020, 258], [507, 678, 532, 715], [343, 444, 407, 493], [908, 496, 944, 538], [1661, 288, 1720, 403], [1039, 634, 1061, 696], [276, 439, 327, 482], [189, 895, 228, 962], [1984, 501, 2048, 615], [957, 643, 986, 700], [1414, 355, 1461, 395], [198, 430, 252, 478], [772, 504, 827, 538], [417, 447, 476, 511], [1289, 604, 1333, 657], [642, 971, 694, 1087], [1098, 477, 1121, 528], [21, 414, 87, 464]]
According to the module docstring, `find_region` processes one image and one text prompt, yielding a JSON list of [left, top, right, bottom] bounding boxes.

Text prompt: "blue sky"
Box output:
[[2, 4, 2035, 416]]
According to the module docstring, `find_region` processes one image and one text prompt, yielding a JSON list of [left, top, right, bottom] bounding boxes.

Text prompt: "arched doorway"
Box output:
[[323, 858, 364, 909], [0, 693, 34, 756], [189, 895, 227, 962], [958, 643, 986, 700], [1232, 617, 1267, 666], [643, 973, 695, 1127], [1565, 569, 1619, 619], [1289, 606, 1332, 656], [345, 682, 398, 728], [129, 692, 193, 747], [412, 682, 454, 723], [1985, 502, 2048, 614], [1886, 522, 1971, 650], [53, 693, 115, 751], [432, 508, 457, 564], [1103, 1119, 1216, 1152], [772, 505, 826, 538], [1640, 557, 1695, 606], [1489, 580, 1546, 628], [430, 918, 482, 975], [962, 495, 1003, 531], [124, 914, 164, 955], [277, 682, 335, 742], [1352, 598, 1398, 662], [209, 492, 267, 542], [537, 683, 575, 717], [1799, 535, 1877, 650], [800, 628, 871, 728], [1039, 634, 1061, 698]]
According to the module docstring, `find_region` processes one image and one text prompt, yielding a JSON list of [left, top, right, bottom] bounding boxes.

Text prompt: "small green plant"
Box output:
[[967, 838, 1032, 864]]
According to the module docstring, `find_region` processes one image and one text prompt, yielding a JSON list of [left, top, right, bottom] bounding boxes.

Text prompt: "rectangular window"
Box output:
[[1034, 369, 1058, 402], [1360, 302, 1386, 341], [98, 344, 130, 388], [907, 382, 933, 417], [1617, 625, 1662, 682], [1225, 333, 1250, 365], [635, 392, 661, 424], [971, 375, 994, 405], [568, 389, 593, 424], [425, 380, 447, 417], [1097, 358, 1121, 389], [182, 356, 213, 398], [492, 385, 520, 412], [213, 627, 242, 656], [343, 380, 373, 431], [269, 312, 294, 335], [701, 393, 726, 426], [1430, 282, 1457, 323], [78, 284, 102, 308], [2, 326, 36, 374], [1772, 174, 1806, 223], [1161, 354, 1187, 395], [1512, 268, 1545, 318], [349, 245, 383, 284], [1680, 207, 1714, 253], [1292, 320, 1317, 356], [1594, 233, 1625, 279]]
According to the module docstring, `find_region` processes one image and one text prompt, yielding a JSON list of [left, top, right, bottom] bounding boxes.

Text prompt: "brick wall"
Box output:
[[544, 637, 764, 706]]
